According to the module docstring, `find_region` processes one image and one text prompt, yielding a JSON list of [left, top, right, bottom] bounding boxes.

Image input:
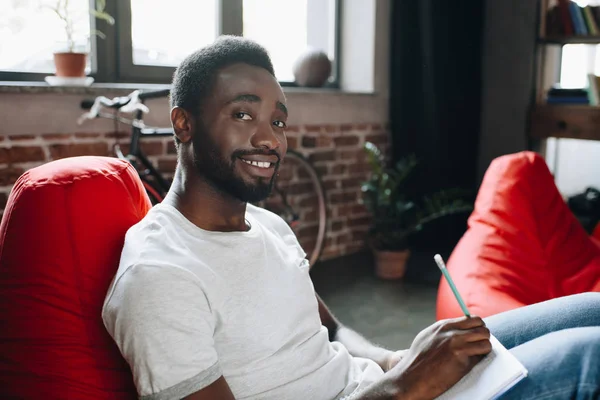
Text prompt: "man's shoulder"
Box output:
[[247, 203, 292, 233]]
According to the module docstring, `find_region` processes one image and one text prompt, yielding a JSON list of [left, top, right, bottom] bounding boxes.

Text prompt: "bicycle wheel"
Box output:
[[141, 178, 165, 205], [258, 149, 327, 268]]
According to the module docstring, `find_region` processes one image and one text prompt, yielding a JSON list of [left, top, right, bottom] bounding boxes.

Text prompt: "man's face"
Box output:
[[191, 63, 288, 203]]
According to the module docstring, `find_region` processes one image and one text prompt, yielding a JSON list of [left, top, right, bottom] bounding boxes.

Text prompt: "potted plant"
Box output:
[[46, 0, 114, 77], [361, 142, 473, 279]]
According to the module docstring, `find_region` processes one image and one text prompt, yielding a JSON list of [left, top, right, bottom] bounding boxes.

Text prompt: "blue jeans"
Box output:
[[484, 292, 600, 399]]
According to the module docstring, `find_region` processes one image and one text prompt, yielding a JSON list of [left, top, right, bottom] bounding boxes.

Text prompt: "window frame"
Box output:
[[1, 0, 341, 87]]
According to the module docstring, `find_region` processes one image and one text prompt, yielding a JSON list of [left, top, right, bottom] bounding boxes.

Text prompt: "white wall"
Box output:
[[545, 138, 600, 196]]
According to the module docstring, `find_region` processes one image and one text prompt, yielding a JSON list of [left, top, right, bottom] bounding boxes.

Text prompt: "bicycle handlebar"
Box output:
[[138, 88, 170, 101]]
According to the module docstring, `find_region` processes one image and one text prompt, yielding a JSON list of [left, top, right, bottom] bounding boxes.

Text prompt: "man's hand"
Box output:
[[391, 316, 492, 400]]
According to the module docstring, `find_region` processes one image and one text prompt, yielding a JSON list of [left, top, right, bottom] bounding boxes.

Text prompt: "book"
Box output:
[[583, 6, 599, 35], [569, 2, 588, 35], [558, 0, 574, 35], [588, 74, 600, 106], [435, 335, 528, 400]]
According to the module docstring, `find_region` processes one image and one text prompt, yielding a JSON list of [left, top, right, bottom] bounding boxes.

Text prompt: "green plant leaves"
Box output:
[[361, 141, 473, 251]]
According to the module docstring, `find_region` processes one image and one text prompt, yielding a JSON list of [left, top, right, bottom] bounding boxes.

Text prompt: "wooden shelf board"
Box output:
[[530, 104, 600, 141], [538, 36, 600, 44]]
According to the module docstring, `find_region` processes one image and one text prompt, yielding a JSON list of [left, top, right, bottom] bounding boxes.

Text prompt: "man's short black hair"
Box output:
[[170, 35, 275, 115]]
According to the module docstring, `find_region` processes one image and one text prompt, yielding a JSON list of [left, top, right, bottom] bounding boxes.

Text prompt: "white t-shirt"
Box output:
[[102, 203, 383, 400]]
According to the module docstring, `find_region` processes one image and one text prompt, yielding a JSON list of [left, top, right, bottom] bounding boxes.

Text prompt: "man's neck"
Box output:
[[163, 169, 249, 232]]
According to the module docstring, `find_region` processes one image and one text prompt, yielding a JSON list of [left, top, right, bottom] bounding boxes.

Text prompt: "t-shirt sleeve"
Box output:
[[102, 264, 221, 399]]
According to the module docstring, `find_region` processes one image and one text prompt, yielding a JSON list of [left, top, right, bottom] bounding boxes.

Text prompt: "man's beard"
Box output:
[[191, 126, 279, 203]]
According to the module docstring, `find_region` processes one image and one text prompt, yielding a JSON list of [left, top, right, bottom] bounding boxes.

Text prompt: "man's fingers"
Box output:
[[442, 315, 485, 331], [462, 338, 493, 357], [459, 326, 491, 342]]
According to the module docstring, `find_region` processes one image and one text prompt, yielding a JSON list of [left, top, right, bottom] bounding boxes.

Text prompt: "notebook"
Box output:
[[435, 334, 528, 400]]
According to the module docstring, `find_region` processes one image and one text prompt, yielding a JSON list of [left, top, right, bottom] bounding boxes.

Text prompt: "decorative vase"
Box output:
[[53, 52, 87, 77], [292, 48, 332, 87], [373, 249, 411, 280]]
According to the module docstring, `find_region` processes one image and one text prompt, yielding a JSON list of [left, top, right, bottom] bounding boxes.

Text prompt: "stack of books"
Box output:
[[546, 0, 600, 36], [546, 74, 600, 105]]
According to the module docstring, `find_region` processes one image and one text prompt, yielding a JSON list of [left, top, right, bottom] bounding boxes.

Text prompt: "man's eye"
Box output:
[[273, 120, 287, 129], [234, 112, 252, 120]]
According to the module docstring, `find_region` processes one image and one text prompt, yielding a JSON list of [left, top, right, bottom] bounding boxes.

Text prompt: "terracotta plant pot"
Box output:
[[53, 52, 87, 77], [373, 249, 411, 280]]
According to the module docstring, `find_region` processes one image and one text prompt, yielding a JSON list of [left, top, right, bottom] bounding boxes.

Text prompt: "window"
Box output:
[[1, 0, 340, 86], [0, 0, 91, 74]]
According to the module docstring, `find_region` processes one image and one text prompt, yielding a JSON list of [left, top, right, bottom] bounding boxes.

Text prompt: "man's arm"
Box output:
[[316, 293, 405, 371]]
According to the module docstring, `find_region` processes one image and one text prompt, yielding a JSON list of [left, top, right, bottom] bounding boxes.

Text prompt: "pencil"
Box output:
[[434, 254, 471, 317]]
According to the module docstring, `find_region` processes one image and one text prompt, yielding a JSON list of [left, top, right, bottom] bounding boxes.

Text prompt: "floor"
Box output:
[[310, 248, 450, 350]]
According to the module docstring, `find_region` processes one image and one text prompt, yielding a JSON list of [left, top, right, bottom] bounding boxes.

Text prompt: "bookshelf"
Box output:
[[532, 0, 600, 142]]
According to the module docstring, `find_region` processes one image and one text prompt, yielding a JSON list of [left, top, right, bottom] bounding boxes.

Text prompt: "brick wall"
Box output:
[[0, 123, 389, 261]]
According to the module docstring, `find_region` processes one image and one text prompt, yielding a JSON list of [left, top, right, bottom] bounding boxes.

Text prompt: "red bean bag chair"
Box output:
[[437, 151, 600, 320], [0, 156, 150, 399]]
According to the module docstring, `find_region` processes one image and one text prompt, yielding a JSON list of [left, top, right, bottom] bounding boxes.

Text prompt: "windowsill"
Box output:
[[0, 81, 377, 96]]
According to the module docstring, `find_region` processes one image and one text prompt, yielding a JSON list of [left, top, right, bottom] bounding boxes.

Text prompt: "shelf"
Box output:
[[538, 36, 600, 44], [530, 104, 600, 141]]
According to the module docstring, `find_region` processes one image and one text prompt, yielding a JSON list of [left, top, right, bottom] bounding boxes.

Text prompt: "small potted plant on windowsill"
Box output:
[[361, 142, 473, 279], [46, 0, 114, 79]]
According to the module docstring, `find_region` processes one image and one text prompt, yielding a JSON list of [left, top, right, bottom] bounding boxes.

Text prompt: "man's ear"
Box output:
[[170, 106, 194, 144]]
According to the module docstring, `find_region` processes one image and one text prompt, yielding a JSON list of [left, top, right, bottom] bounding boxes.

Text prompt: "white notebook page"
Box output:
[[436, 334, 528, 400]]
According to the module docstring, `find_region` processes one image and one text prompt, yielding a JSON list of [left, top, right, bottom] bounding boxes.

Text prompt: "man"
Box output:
[[103, 36, 600, 400]]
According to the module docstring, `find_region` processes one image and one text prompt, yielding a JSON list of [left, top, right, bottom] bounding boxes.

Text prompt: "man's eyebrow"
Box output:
[[226, 94, 261, 105], [226, 93, 288, 116], [276, 101, 288, 116]]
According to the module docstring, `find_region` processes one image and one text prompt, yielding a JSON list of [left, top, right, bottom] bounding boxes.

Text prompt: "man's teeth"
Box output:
[[242, 159, 271, 168]]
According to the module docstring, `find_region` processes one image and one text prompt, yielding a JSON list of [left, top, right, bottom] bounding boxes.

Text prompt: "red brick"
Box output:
[[287, 182, 315, 195], [0, 166, 24, 186], [74, 132, 102, 138], [305, 125, 322, 133], [140, 141, 165, 156], [345, 243, 366, 254], [286, 136, 298, 149], [286, 125, 300, 133], [296, 224, 320, 240], [322, 179, 339, 191], [49, 142, 108, 159], [158, 158, 178, 172], [348, 163, 371, 174], [370, 123, 383, 130], [166, 140, 177, 154], [0, 146, 46, 163], [331, 164, 346, 175], [340, 149, 367, 161], [304, 209, 318, 222], [341, 177, 364, 189], [0, 192, 7, 209], [336, 233, 352, 245], [309, 151, 336, 163], [340, 123, 353, 132], [298, 196, 319, 207], [302, 136, 317, 148], [324, 125, 338, 133], [351, 204, 368, 215], [329, 192, 357, 204], [331, 220, 345, 232], [42, 133, 72, 140], [348, 215, 371, 227], [9, 135, 36, 141], [365, 133, 389, 145], [0, 136, 5, 142], [334, 136, 360, 147], [355, 123, 369, 130]]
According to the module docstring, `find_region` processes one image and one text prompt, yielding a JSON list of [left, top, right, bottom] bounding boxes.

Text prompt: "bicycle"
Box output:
[[79, 89, 327, 267]]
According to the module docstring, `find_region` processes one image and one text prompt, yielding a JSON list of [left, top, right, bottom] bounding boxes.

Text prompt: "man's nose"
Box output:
[[251, 121, 281, 150]]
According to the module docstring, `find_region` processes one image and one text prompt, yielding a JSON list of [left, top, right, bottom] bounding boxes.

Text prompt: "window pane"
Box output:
[[131, 0, 218, 67], [0, 0, 90, 73], [560, 44, 591, 88], [243, 0, 336, 82]]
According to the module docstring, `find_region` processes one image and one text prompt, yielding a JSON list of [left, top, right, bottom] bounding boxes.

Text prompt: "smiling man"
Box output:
[[102, 36, 600, 400]]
